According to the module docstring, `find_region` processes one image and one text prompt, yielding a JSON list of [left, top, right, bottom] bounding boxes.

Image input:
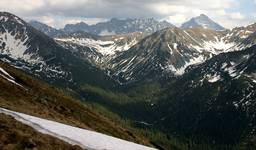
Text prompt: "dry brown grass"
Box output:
[[0, 114, 84, 150]]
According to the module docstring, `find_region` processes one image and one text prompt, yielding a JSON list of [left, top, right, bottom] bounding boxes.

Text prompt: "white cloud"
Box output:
[[0, 0, 44, 12], [212, 12, 251, 28], [0, 0, 238, 18], [163, 14, 187, 25], [148, 3, 189, 15], [146, 0, 240, 27], [229, 12, 245, 20], [187, 0, 237, 10], [215, 10, 227, 16]]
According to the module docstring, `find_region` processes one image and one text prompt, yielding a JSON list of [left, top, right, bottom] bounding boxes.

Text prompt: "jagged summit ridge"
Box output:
[[63, 18, 174, 35]]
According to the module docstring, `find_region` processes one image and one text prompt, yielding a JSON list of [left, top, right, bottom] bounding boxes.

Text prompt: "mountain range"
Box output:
[[1, 11, 256, 149], [30, 18, 174, 37], [64, 18, 174, 36], [53, 22, 256, 84], [30, 14, 226, 39]]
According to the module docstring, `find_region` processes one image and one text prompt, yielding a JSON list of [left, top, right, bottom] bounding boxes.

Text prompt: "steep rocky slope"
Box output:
[[0, 12, 118, 89]]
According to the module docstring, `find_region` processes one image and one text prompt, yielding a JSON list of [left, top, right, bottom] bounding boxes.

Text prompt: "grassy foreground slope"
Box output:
[[0, 61, 153, 148]]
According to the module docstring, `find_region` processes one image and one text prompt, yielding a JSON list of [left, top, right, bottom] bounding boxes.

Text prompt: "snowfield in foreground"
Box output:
[[0, 108, 156, 150]]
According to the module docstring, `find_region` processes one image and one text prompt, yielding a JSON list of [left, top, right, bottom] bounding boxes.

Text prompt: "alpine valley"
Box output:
[[1, 11, 256, 150]]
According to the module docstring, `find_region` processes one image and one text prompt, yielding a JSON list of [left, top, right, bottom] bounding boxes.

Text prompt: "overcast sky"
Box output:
[[0, 0, 255, 29]]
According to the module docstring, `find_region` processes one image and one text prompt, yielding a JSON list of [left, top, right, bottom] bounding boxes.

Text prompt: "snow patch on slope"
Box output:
[[0, 27, 68, 79], [207, 74, 221, 83], [0, 26, 30, 60], [56, 37, 137, 56], [0, 108, 156, 150], [167, 55, 205, 75], [0, 26, 44, 65], [188, 36, 236, 55], [0, 16, 8, 22], [202, 37, 235, 54]]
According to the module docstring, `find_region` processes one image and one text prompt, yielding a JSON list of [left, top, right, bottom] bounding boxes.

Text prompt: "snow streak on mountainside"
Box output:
[[0, 108, 156, 150], [0, 67, 23, 87]]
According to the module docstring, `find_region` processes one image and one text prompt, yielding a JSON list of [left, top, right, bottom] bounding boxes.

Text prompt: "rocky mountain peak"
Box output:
[[181, 14, 225, 31]]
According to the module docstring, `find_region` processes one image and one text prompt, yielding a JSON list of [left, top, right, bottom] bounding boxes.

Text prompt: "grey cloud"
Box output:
[[0, 0, 236, 19], [30, 0, 162, 18], [0, 0, 253, 28], [24, 0, 237, 20]]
